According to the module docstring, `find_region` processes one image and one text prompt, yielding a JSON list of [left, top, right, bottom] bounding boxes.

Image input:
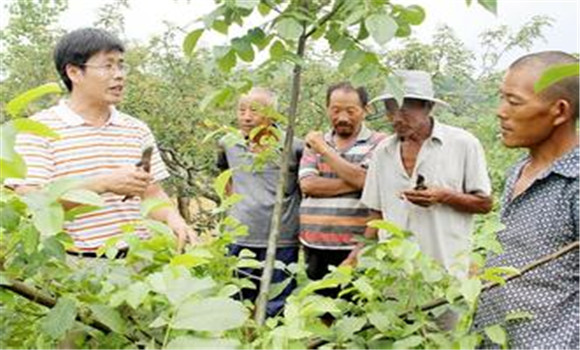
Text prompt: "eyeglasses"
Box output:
[[384, 98, 433, 116], [81, 62, 129, 76]]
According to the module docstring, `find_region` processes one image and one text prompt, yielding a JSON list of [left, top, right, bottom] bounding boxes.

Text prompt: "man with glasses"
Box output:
[[7, 28, 197, 257], [347, 70, 492, 280]]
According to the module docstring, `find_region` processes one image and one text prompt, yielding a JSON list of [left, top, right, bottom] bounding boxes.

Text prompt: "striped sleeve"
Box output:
[[140, 124, 170, 183], [5, 132, 55, 186], [298, 146, 319, 179]]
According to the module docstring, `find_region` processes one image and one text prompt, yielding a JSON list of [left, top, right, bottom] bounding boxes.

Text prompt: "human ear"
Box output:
[[551, 99, 572, 127], [66, 64, 83, 86]]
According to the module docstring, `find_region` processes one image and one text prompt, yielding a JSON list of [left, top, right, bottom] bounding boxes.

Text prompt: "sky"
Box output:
[[1, 0, 578, 71]]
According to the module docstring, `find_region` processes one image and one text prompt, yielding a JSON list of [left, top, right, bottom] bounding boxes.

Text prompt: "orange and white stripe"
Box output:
[[6, 100, 169, 251]]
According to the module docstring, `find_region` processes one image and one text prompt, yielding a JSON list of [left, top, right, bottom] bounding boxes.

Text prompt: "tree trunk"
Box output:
[[253, 33, 307, 325], [177, 196, 191, 223]]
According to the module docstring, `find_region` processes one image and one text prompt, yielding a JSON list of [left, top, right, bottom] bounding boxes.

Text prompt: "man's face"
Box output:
[[237, 91, 271, 136], [327, 89, 366, 138], [386, 98, 431, 138], [497, 67, 558, 148], [70, 50, 126, 105]]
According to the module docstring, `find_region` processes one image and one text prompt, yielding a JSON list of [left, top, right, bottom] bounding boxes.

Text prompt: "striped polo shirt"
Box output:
[[299, 124, 387, 250], [7, 100, 169, 251]]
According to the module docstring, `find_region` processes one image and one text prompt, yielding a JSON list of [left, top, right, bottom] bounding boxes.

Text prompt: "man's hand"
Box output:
[[305, 131, 330, 156], [340, 244, 362, 267], [167, 212, 200, 252], [96, 166, 152, 197], [401, 187, 450, 207]]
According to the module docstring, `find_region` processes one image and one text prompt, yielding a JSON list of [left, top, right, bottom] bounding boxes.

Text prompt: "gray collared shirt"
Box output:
[[474, 147, 579, 349], [217, 134, 303, 247], [361, 121, 491, 276]]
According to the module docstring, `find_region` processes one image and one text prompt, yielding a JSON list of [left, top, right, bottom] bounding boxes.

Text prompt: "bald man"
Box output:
[[473, 51, 579, 349], [217, 87, 303, 317]]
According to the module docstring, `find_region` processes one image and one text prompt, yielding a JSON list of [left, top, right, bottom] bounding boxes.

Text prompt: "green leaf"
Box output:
[[140, 198, 171, 217], [367, 311, 392, 333], [5, 83, 62, 118], [339, 48, 365, 71], [352, 64, 379, 87], [167, 336, 240, 349], [0, 272, 11, 286], [248, 28, 270, 50], [12, 118, 60, 139], [0, 153, 27, 180], [484, 324, 507, 346], [534, 62, 579, 93], [144, 219, 173, 236], [30, 200, 64, 236], [477, 0, 497, 14], [459, 278, 482, 305], [40, 297, 77, 340], [401, 5, 426, 25], [214, 169, 233, 200], [269, 40, 286, 60], [200, 87, 234, 112], [335, 316, 366, 341], [276, 18, 303, 41], [217, 49, 237, 73], [384, 73, 405, 107], [126, 282, 150, 309], [45, 178, 83, 201], [352, 276, 376, 300], [64, 205, 99, 221], [258, 2, 271, 16], [232, 37, 255, 62], [234, 0, 259, 10], [170, 252, 211, 268], [212, 20, 229, 35], [89, 304, 127, 334], [268, 278, 292, 300], [505, 310, 534, 322], [367, 219, 405, 238], [0, 123, 17, 161], [365, 13, 398, 45], [393, 335, 424, 349], [61, 189, 104, 207], [395, 22, 412, 37], [173, 297, 249, 331], [183, 29, 204, 56], [21, 222, 40, 255]]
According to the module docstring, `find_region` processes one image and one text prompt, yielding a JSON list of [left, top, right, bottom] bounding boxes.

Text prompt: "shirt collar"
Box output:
[[543, 146, 579, 179], [430, 120, 445, 144], [56, 100, 124, 127]]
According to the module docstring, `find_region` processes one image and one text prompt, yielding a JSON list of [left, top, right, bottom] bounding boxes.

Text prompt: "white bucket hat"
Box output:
[[369, 70, 449, 108]]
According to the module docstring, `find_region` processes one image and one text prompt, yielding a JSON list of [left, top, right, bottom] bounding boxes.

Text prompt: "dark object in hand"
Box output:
[[414, 174, 427, 190], [122, 146, 153, 202]]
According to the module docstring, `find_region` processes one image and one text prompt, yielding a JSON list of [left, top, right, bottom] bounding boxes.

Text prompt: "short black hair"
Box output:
[[54, 28, 124, 91], [326, 82, 369, 108], [510, 51, 578, 120]]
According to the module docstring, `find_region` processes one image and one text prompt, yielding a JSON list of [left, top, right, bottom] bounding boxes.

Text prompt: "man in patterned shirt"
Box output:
[[473, 51, 579, 348], [299, 82, 386, 291], [7, 28, 197, 254]]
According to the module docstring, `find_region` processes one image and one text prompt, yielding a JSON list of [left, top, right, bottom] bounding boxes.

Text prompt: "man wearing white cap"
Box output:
[[346, 70, 493, 278]]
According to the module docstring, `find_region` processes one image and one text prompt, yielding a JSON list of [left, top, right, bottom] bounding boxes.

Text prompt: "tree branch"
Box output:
[[308, 240, 580, 349], [304, 0, 345, 39]]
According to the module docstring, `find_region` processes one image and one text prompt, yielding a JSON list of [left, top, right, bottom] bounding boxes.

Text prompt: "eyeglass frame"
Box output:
[[80, 62, 129, 76]]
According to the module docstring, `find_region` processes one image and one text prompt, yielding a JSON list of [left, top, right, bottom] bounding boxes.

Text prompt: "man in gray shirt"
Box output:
[[217, 87, 303, 317]]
